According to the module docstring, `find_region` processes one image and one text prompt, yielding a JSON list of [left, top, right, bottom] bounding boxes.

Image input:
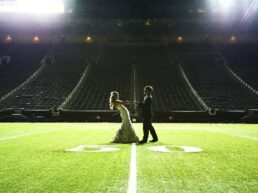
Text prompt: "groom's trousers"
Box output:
[[142, 118, 158, 142]]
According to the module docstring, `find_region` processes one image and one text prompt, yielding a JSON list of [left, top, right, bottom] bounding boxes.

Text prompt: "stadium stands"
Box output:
[[0, 44, 49, 97], [220, 45, 258, 91], [133, 45, 203, 111], [0, 44, 98, 109], [0, 43, 257, 113], [65, 45, 132, 110], [65, 45, 203, 111], [178, 45, 258, 110]]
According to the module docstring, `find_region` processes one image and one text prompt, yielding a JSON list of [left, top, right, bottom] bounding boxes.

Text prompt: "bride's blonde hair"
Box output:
[[109, 91, 119, 110]]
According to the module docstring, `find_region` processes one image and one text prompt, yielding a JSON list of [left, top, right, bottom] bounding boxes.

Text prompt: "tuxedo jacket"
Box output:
[[138, 95, 153, 119]]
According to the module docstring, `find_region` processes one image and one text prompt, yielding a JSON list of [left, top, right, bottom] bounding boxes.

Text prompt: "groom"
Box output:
[[136, 85, 158, 144]]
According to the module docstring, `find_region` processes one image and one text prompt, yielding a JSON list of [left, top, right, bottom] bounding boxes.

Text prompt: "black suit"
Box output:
[[138, 95, 158, 142]]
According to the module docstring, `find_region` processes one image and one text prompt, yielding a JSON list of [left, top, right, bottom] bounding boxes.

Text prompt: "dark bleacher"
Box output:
[[0, 44, 49, 97], [134, 46, 203, 111], [0, 44, 11, 55], [220, 45, 258, 91], [180, 50, 258, 110], [66, 45, 132, 110], [0, 44, 98, 109], [0, 43, 257, 112], [66, 45, 203, 111]]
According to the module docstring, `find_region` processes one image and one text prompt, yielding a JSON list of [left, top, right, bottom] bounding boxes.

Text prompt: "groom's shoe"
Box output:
[[149, 139, 158, 143], [138, 140, 147, 144]]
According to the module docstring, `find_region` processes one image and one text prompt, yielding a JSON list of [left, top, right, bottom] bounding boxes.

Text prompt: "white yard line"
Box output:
[[0, 129, 59, 141], [161, 127, 258, 141], [127, 143, 137, 193], [215, 131, 258, 141]]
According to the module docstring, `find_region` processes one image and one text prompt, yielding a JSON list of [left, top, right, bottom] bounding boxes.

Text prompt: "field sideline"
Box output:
[[0, 123, 257, 193]]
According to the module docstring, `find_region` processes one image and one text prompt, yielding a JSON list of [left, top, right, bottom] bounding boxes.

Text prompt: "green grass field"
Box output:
[[0, 123, 257, 193]]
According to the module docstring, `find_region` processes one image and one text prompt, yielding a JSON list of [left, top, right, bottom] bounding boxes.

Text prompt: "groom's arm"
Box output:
[[136, 100, 144, 108], [137, 97, 151, 109]]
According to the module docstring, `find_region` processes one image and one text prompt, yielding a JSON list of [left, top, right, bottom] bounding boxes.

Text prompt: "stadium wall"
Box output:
[[0, 109, 257, 123]]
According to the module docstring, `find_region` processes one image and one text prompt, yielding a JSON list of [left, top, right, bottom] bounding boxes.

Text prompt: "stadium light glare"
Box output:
[[177, 36, 183, 43], [207, 0, 236, 13], [32, 35, 40, 44], [219, 0, 234, 10], [197, 8, 206, 14], [145, 20, 151, 26], [0, 0, 65, 14], [85, 36, 92, 43], [207, 0, 255, 14], [230, 35, 237, 43], [5, 34, 12, 43]]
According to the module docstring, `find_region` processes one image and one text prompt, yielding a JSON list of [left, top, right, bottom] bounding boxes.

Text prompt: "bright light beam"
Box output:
[[208, 0, 235, 13], [218, 0, 234, 11], [0, 0, 65, 14]]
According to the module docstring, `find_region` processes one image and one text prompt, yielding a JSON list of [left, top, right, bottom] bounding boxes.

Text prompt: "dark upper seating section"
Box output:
[[0, 44, 49, 97], [133, 46, 203, 111], [0, 44, 257, 111], [179, 46, 258, 110], [66, 45, 132, 110], [66, 45, 203, 111], [220, 45, 258, 91], [0, 44, 98, 109]]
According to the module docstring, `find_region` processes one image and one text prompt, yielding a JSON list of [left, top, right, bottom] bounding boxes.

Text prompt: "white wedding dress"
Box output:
[[112, 103, 139, 143]]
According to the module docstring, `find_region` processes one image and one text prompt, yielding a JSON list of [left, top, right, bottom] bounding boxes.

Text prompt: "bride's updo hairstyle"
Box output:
[[109, 91, 119, 110]]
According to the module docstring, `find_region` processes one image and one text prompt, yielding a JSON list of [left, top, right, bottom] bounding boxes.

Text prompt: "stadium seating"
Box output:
[[65, 45, 132, 110], [0, 44, 98, 109], [0, 44, 10, 55], [180, 50, 258, 110], [133, 46, 203, 111], [0, 44, 257, 112], [66, 45, 203, 111], [0, 44, 49, 97], [220, 45, 258, 91]]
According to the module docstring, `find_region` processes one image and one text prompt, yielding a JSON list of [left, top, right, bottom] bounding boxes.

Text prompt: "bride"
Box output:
[[109, 91, 139, 143]]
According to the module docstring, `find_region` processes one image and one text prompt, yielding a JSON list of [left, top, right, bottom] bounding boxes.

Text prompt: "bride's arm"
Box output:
[[116, 100, 123, 105], [116, 100, 131, 106]]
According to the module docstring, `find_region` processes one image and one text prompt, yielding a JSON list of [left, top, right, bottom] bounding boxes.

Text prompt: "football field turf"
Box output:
[[0, 123, 257, 193]]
